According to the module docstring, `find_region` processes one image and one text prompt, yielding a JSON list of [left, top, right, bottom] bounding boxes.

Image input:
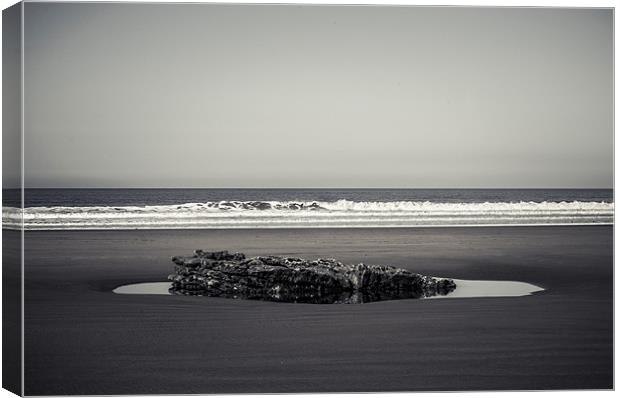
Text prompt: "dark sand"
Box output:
[[24, 226, 613, 395], [3, 230, 22, 395]]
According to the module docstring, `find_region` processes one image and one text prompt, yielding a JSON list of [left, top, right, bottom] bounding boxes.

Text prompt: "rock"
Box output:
[[168, 250, 456, 304]]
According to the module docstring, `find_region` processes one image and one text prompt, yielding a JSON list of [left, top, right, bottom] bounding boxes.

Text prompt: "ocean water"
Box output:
[[2, 188, 614, 230]]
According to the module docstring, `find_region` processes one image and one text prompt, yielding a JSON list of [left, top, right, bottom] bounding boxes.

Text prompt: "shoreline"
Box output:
[[9, 222, 615, 231]]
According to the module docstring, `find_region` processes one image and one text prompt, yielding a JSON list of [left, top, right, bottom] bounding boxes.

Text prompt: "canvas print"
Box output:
[[2, 2, 614, 395]]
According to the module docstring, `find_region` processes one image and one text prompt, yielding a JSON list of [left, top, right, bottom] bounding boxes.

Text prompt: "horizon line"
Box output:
[[8, 187, 615, 190]]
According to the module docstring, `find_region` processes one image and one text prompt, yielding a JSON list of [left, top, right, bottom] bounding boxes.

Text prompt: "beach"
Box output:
[[23, 226, 613, 394], [10, 2, 614, 394]]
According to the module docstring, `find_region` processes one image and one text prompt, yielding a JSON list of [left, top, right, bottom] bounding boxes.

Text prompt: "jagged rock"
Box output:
[[168, 250, 456, 304]]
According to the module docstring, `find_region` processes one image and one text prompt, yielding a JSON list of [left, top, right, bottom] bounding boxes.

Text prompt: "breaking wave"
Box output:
[[2, 200, 614, 230]]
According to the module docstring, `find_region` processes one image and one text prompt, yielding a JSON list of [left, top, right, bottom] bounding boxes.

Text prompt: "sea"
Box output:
[[2, 188, 614, 230]]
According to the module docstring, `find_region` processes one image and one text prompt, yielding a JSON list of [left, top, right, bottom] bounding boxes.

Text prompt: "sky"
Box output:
[[2, 2, 21, 189], [21, 3, 613, 188]]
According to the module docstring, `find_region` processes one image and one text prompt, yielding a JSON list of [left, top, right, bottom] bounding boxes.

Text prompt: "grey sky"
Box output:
[[3, 2, 21, 189], [23, 4, 612, 188]]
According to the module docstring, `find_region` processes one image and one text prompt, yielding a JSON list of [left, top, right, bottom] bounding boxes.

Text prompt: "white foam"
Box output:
[[2, 200, 614, 230]]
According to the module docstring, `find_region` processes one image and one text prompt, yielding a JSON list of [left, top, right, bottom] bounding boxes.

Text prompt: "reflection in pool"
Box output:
[[427, 279, 544, 299], [113, 282, 173, 295], [113, 279, 544, 302]]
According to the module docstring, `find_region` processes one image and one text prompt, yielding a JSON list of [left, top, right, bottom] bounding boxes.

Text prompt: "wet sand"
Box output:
[[23, 226, 613, 394]]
